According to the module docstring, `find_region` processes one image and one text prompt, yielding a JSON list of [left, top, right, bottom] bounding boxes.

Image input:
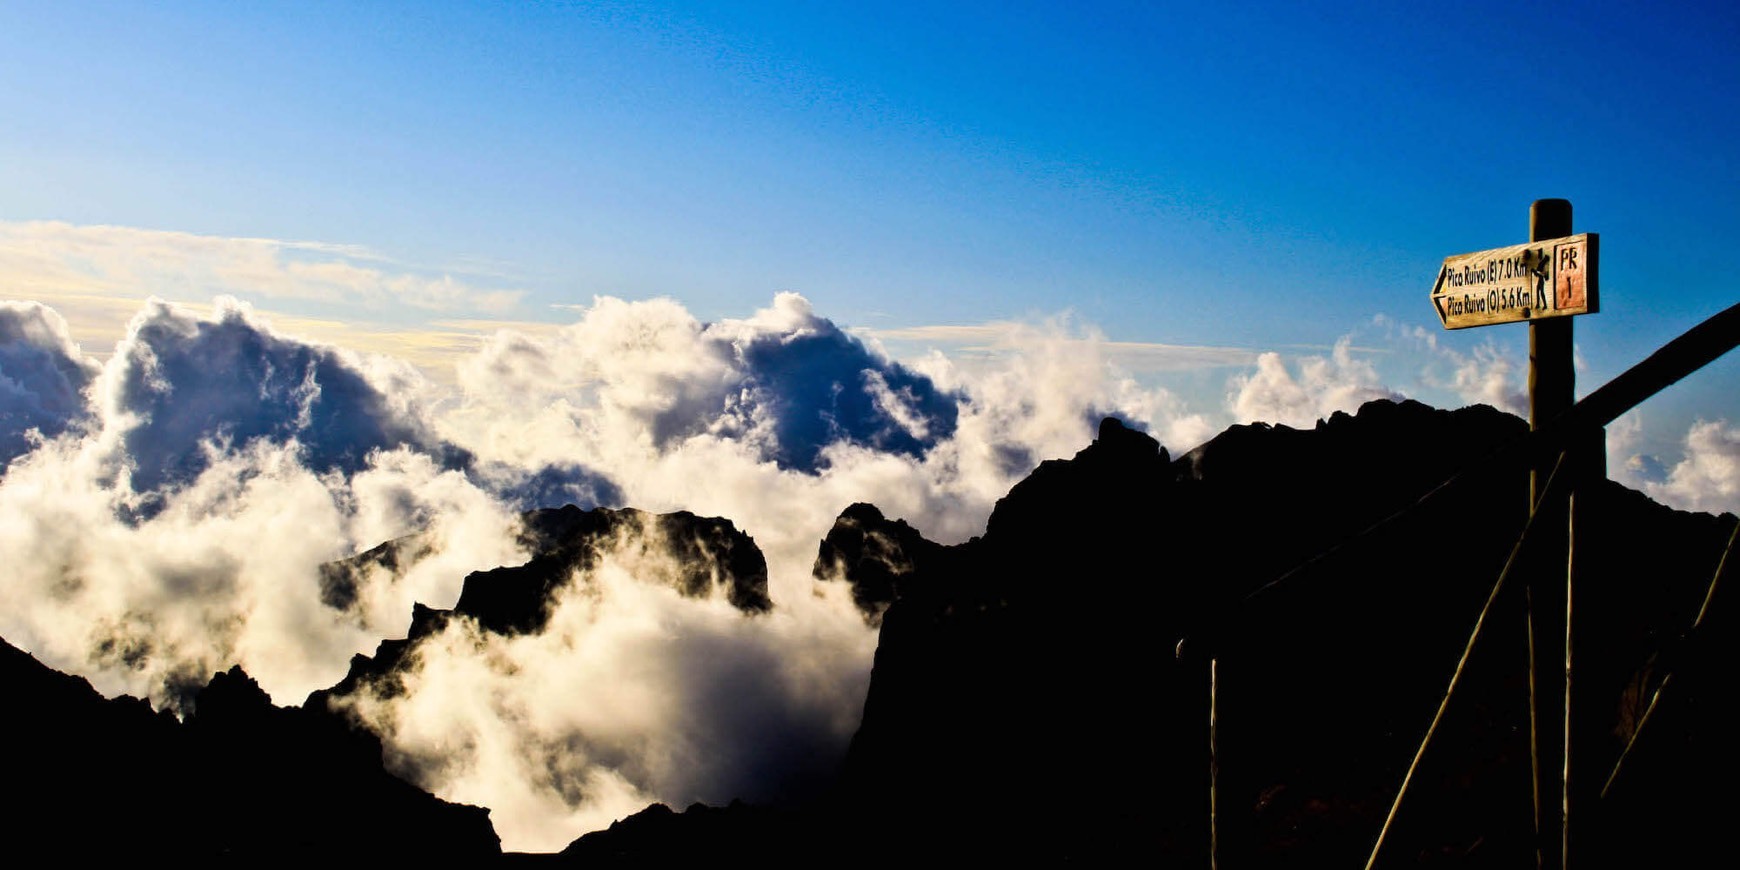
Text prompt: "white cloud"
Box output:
[[1227, 336, 1403, 428], [5, 291, 1201, 850], [86, 296, 461, 495], [337, 517, 876, 852], [0, 298, 529, 706], [0, 433, 525, 706], [0, 301, 100, 465], [0, 220, 525, 315], [1380, 320, 1529, 417], [1635, 420, 1740, 514]]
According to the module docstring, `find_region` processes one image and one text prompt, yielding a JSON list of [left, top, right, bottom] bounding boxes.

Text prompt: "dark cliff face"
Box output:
[[828, 400, 1735, 864], [811, 502, 951, 625], [0, 638, 500, 861], [833, 416, 1197, 860]]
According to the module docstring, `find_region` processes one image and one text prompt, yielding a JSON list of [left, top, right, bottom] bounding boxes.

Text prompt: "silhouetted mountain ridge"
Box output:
[[817, 399, 1732, 865], [6, 399, 1732, 865], [573, 399, 1728, 864], [0, 637, 499, 861]]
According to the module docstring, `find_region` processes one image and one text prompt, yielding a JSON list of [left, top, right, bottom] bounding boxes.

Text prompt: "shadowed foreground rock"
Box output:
[[0, 638, 499, 861], [566, 400, 1736, 865], [2, 504, 767, 863]]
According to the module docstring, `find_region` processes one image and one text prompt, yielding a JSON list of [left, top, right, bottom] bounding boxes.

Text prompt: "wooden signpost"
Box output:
[[1431, 233, 1599, 329], [1435, 200, 1596, 870]]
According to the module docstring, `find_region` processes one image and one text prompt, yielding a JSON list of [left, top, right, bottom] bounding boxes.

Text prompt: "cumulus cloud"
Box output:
[[1609, 412, 1740, 516], [1392, 322, 1528, 416], [452, 293, 960, 475], [337, 520, 875, 851], [727, 295, 961, 470], [0, 290, 1285, 852], [906, 315, 1218, 459], [0, 434, 527, 708], [0, 299, 559, 707], [1227, 336, 1403, 428], [0, 301, 100, 466], [1630, 419, 1740, 514], [1446, 344, 1527, 417], [92, 297, 460, 497]]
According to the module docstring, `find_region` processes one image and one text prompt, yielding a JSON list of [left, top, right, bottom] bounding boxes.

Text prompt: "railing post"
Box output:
[[1209, 656, 1219, 870]]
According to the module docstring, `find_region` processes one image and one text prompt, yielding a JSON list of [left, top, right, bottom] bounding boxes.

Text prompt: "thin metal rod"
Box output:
[[1364, 453, 1569, 870], [1599, 517, 1740, 798]]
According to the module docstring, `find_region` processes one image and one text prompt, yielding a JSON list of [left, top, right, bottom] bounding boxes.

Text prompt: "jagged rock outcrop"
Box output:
[[458, 505, 769, 635], [811, 502, 951, 624], [312, 506, 768, 716], [318, 530, 434, 612], [318, 505, 769, 635], [0, 638, 500, 860]]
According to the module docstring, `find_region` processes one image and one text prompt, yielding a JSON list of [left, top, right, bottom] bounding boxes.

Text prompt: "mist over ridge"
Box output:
[[1, 289, 1736, 852], [0, 290, 1205, 849]]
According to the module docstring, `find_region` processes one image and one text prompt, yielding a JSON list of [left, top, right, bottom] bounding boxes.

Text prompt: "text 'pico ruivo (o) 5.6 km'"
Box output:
[[1430, 234, 1598, 330]]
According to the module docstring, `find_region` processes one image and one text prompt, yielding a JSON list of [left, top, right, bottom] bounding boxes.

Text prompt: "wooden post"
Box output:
[[1527, 198, 1573, 870], [1209, 656, 1219, 870]]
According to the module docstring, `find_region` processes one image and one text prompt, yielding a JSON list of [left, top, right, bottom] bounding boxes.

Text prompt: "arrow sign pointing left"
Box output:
[[1431, 233, 1598, 329]]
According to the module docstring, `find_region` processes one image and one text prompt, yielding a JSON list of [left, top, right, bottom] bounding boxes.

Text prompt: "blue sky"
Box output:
[[3, 0, 1736, 465]]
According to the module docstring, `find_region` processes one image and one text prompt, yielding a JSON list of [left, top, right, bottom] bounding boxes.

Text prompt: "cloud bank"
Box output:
[[0, 288, 1727, 851], [97, 298, 460, 497], [0, 299, 529, 707], [0, 291, 1216, 850]]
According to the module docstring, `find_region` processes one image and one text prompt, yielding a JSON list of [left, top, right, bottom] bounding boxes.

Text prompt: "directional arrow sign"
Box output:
[[1431, 233, 1598, 329]]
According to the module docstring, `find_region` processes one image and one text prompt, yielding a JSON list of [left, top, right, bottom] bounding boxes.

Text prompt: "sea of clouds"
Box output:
[[0, 292, 1732, 851]]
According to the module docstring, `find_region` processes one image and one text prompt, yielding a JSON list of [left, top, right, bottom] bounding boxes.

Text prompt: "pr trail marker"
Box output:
[[1430, 233, 1598, 329]]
